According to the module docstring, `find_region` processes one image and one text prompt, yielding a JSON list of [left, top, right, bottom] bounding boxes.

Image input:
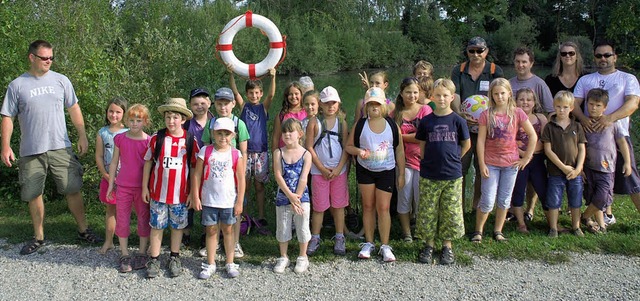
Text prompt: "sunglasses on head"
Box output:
[[594, 53, 614, 59], [467, 48, 486, 54], [560, 51, 576, 57], [33, 54, 54, 61]]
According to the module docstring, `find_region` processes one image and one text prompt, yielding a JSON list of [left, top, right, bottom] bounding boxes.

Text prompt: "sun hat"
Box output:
[[189, 88, 210, 99], [213, 117, 235, 132], [320, 86, 341, 103], [364, 87, 386, 105], [158, 97, 193, 120], [214, 87, 235, 101], [467, 36, 487, 48]]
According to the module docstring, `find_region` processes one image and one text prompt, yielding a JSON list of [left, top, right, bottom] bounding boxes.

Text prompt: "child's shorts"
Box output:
[[546, 175, 583, 209], [246, 151, 269, 183], [584, 168, 614, 210], [355, 163, 395, 193], [201, 206, 236, 226], [311, 172, 349, 212], [98, 178, 116, 205], [276, 203, 311, 243], [149, 200, 188, 230]]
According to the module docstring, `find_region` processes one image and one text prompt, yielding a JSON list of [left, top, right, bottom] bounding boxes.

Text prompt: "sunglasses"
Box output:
[[594, 53, 614, 59], [33, 54, 54, 61], [467, 48, 486, 54], [560, 51, 576, 57]]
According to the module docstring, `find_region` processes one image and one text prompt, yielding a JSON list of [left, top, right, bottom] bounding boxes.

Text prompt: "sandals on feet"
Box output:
[[78, 228, 104, 244], [131, 254, 149, 270], [470, 232, 483, 243], [20, 239, 45, 255], [493, 231, 508, 242]]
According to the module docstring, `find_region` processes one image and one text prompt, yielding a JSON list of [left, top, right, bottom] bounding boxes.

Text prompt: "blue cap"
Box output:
[[214, 87, 234, 101]]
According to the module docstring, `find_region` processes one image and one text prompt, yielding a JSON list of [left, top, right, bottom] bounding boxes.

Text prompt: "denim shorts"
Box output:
[[201, 206, 236, 226], [546, 175, 583, 209]]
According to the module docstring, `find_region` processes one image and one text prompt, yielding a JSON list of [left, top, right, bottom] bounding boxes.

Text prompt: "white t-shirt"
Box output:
[[356, 119, 396, 172], [197, 146, 241, 208], [574, 70, 640, 136], [311, 117, 346, 175]]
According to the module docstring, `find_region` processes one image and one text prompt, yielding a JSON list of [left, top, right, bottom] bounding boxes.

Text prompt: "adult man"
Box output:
[[573, 40, 640, 222], [1, 40, 101, 255], [451, 37, 504, 210], [509, 47, 555, 113]]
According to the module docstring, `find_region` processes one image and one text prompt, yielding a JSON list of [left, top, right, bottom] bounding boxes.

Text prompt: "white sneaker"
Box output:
[[604, 214, 617, 226], [234, 243, 244, 258], [273, 257, 289, 273], [198, 262, 216, 279], [379, 244, 396, 262], [293, 256, 309, 274], [198, 247, 208, 257], [226, 263, 240, 278], [358, 242, 375, 259]]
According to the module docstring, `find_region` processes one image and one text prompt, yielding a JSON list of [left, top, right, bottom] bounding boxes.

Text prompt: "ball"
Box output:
[[461, 94, 489, 120]]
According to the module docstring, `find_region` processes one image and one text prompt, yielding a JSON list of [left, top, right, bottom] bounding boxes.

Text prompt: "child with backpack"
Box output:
[[305, 86, 350, 256], [346, 87, 405, 262], [142, 98, 200, 278], [191, 117, 246, 279], [273, 118, 312, 273], [200, 87, 250, 258]]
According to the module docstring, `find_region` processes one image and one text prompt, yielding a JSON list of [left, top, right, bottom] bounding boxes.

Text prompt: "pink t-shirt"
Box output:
[[398, 105, 432, 170], [479, 107, 528, 167], [278, 110, 308, 148], [114, 133, 151, 188]]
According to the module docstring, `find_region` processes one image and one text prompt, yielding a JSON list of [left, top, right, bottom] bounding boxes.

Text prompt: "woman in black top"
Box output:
[[544, 41, 584, 96]]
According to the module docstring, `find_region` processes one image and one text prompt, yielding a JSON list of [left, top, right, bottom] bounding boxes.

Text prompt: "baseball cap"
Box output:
[[467, 36, 487, 48], [320, 86, 341, 103], [213, 117, 235, 132], [189, 88, 209, 99], [364, 87, 386, 105], [214, 87, 234, 101]]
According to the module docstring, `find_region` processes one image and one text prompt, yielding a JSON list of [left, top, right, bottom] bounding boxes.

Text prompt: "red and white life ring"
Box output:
[[216, 11, 285, 80]]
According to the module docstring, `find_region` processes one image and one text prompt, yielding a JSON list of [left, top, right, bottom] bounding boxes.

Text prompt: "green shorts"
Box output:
[[19, 148, 84, 202]]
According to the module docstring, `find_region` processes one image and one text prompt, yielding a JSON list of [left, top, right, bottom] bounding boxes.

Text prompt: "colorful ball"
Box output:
[[461, 94, 489, 121]]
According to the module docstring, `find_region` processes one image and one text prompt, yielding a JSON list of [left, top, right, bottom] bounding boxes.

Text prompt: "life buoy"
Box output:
[[216, 11, 286, 80]]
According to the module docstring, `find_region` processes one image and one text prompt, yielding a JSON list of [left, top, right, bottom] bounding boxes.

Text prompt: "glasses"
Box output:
[[560, 51, 576, 57], [594, 53, 614, 59], [467, 48, 486, 54], [32, 54, 54, 61]]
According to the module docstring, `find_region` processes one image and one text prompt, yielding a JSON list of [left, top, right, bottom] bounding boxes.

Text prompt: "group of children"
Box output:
[[93, 59, 630, 278]]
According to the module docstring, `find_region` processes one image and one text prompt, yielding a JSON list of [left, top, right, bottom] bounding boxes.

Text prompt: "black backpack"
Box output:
[[353, 116, 399, 149], [312, 115, 345, 159]]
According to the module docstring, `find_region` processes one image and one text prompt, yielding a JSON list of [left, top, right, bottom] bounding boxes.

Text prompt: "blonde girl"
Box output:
[[510, 88, 548, 234], [471, 78, 536, 243], [392, 77, 432, 242], [106, 104, 152, 272], [355, 71, 395, 121], [95, 97, 128, 254], [346, 87, 405, 262], [305, 86, 350, 256], [272, 82, 307, 151], [273, 118, 312, 274]]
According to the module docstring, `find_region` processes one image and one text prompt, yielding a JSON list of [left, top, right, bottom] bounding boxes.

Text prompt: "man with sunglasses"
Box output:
[[451, 36, 504, 211], [1, 39, 101, 255], [573, 40, 640, 221], [509, 47, 555, 113]]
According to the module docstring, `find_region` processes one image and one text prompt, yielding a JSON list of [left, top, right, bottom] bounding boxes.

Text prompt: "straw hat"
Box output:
[[158, 97, 193, 120]]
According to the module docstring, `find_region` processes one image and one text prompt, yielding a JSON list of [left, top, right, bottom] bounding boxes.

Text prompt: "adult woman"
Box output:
[[544, 41, 584, 96]]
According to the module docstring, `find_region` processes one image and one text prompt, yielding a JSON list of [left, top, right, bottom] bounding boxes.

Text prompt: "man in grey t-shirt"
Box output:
[[1, 40, 102, 255], [509, 46, 554, 113]]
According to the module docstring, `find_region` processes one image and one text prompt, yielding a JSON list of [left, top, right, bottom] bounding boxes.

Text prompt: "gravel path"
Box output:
[[1, 239, 639, 300]]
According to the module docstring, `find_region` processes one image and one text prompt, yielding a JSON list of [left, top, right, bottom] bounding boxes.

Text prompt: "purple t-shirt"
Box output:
[[114, 133, 151, 188], [415, 112, 470, 180], [240, 103, 268, 152], [585, 120, 625, 173]]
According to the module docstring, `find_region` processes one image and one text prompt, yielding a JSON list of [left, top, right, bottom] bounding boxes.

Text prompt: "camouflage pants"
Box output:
[[415, 177, 465, 242]]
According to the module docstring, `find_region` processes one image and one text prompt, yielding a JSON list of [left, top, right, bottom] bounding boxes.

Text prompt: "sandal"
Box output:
[[119, 255, 132, 273], [78, 228, 104, 244], [20, 239, 45, 255], [131, 254, 149, 270], [493, 231, 508, 242], [470, 232, 483, 243]]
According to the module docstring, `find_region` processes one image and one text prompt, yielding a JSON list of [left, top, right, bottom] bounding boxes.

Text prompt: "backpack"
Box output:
[[460, 61, 496, 75], [152, 129, 196, 169], [208, 115, 240, 146], [312, 115, 345, 159], [353, 116, 399, 150], [201, 145, 240, 194]]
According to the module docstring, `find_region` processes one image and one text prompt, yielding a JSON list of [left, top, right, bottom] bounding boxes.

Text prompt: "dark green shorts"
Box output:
[[19, 148, 84, 202]]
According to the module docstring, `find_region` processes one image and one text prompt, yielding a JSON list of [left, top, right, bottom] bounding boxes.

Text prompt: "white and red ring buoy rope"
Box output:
[[216, 11, 286, 80]]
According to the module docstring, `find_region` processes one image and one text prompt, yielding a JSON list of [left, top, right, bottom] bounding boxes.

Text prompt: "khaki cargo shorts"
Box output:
[[19, 148, 84, 202]]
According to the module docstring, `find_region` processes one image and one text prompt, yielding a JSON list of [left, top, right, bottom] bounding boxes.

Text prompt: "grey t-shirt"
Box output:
[[1, 71, 79, 156], [509, 75, 555, 113]]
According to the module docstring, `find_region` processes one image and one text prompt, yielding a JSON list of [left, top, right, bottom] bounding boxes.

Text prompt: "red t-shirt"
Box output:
[[479, 108, 528, 167]]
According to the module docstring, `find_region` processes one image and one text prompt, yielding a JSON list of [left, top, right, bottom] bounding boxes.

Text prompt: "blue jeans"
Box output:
[[546, 175, 583, 209], [478, 165, 519, 213]]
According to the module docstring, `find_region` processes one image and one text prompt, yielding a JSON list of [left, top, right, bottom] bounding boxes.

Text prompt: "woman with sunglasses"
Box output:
[[545, 41, 584, 96]]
